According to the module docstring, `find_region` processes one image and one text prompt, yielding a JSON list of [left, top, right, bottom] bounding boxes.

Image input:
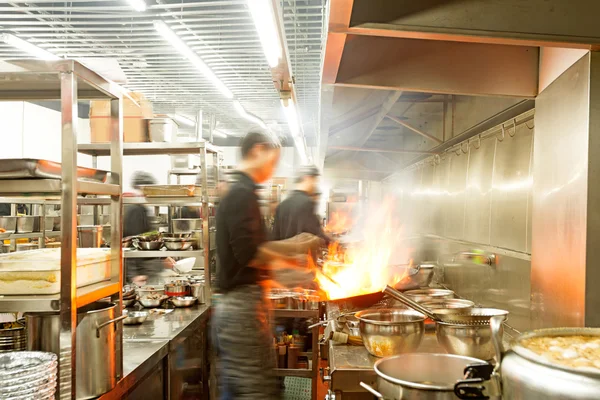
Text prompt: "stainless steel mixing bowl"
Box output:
[[436, 319, 505, 360], [355, 308, 425, 358]]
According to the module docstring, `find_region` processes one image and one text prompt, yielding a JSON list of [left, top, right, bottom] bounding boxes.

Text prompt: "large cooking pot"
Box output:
[[360, 353, 490, 399], [26, 302, 126, 400], [454, 318, 600, 400]]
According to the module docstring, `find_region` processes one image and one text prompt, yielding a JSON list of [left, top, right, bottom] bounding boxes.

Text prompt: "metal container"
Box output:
[[362, 353, 488, 400], [355, 309, 425, 357], [0, 216, 17, 233], [421, 299, 475, 310], [171, 296, 197, 307], [163, 240, 193, 251], [405, 288, 455, 303], [0, 244, 10, 254], [149, 118, 177, 142], [137, 286, 165, 297], [0, 322, 26, 353], [122, 311, 148, 325], [268, 294, 292, 309], [44, 216, 60, 232], [26, 302, 125, 399], [292, 294, 320, 310], [138, 296, 167, 308], [456, 326, 600, 400], [77, 225, 103, 248], [16, 243, 38, 252], [135, 240, 162, 250], [172, 218, 202, 233], [436, 321, 503, 360], [165, 281, 190, 297], [190, 283, 206, 304], [16, 216, 39, 233]]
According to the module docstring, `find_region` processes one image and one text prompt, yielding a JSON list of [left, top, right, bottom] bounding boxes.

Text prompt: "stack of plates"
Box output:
[[0, 323, 26, 353], [0, 352, 57, 399]]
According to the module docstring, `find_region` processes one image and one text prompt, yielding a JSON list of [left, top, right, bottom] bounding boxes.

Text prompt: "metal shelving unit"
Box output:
[[78, 141, 222, 293], [271, 308, 320, 399], [0, 59, 126, 399]]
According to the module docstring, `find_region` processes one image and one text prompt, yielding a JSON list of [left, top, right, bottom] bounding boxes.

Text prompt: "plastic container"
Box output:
[[0, 248, 112, 294]]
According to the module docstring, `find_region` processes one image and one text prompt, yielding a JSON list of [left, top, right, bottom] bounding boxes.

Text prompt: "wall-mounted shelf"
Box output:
[[78, 142, 220, 157]]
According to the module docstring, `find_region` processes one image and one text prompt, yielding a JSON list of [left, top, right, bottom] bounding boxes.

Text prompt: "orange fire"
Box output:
[[314, 200, 409, 300], [325, 211, 353, 235]]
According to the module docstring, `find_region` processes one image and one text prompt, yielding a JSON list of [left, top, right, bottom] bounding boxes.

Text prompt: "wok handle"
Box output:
[[382, 285, 438, 321], [360, 382, 385, 399]]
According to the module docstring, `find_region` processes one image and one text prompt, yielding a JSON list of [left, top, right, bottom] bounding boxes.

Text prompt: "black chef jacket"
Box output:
[[272, 190, 328, 243], [216, 171, 266, 292]]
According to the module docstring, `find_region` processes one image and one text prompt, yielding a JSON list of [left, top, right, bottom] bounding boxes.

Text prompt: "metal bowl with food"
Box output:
[[171, 296, 197, 308], [163, 232, 193, 239], [355, 308, 425, 357], [122, 310, 148, 325], [136, 285, 165, 297], [136, 240, 162, 250]]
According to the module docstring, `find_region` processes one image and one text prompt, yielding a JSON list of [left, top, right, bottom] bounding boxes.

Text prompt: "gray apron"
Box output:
[[213, 285, 280, 400]]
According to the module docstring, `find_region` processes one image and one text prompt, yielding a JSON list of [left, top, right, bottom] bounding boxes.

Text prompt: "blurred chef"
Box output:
[[213, 129, 321, 400], [272, 165, 331, 245]]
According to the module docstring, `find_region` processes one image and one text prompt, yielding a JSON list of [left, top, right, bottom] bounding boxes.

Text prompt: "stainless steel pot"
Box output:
[[361, 353, 488, 399], [16, 216, 39, 233], [405, 288, 455, 302], [190, 283, 206, 304], [25, 302, 125, 399], [355, 309, 425, 357], [165, 281, 190, 297], [455, 320, 600, 400]]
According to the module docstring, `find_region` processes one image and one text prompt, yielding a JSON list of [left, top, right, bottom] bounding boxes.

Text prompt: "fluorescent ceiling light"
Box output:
[[213, 130, 229, 138], [154, 20, 233, 99], [2, 34, 59, 60], [125, 0, 146, 12], [233, 99, 267, 129], [247, 0, 282, 68], [280, 98, 300, 137], [170, 114, 195, 127], [281, 98, 308, 162]]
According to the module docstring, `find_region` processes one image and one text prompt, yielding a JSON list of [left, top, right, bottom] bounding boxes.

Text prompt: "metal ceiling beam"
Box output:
[[385, 114, 442, 144], [329, 145, 436, 155]]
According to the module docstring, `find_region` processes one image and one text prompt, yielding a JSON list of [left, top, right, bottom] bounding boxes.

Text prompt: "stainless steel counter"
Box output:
[[99, 304, 211, 399]]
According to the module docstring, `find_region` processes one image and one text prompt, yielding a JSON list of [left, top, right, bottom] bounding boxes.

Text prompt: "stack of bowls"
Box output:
[[0, 351, 57, 399], [0, 322, 26, 353]]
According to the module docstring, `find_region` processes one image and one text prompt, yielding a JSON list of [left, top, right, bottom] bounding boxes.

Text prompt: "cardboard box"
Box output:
[[90, 92, 153, 143]]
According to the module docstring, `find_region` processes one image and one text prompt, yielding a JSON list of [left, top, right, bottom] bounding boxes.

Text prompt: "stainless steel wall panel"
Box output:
[[489, 123, 533, 253], [531, 53, 590, 328], [445, 152, 469, 239], [419, 163, 435, 233], [464, 136, 496, 244], [431, 156, 450, 236]]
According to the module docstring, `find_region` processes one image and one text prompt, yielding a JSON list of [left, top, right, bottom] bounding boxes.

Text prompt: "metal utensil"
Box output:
[[135, 240, 162, 250], [355, 308, 425, 357], [171, 296, 197, 307], [138, 296, 167, 308], [122, 311, 148, 325], [163, 240, 193, 251], [436, 321, 504, 360]]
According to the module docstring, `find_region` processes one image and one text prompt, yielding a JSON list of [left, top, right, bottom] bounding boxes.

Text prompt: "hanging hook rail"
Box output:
[[497, 126, 505, 142], [508, 118, 517, 137]]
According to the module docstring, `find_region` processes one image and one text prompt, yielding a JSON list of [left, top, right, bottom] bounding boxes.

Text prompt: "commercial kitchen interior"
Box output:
[[0, 0, 600, 399]]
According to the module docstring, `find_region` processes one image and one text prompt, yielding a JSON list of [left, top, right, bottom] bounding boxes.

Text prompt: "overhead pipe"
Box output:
[[329, 145, 437, 155]]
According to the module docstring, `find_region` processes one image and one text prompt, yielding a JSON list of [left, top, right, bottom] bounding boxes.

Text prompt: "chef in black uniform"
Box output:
[[213, 129, 320, 400], [272, 165, 331, 245]]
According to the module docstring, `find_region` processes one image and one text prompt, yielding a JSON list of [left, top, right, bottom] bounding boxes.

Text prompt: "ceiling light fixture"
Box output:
[[233, 99, 267, 129], [281, 98, 308, 163], [2, 34, 59, 60], [154, 20, 233, 99], [213, 130, 229, 138], [247, 0, 282, 68], [125, 0, 146, 12], [170, 114, 195, 127]]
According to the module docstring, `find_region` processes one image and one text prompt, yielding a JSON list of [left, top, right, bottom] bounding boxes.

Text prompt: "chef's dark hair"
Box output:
[[240, 129, 280, 159], [295, 165, 320, 183]]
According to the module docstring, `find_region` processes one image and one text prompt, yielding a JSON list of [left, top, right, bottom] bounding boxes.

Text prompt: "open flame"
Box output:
[[313, 200, 410, 300], [325, 211, 353, 235]]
